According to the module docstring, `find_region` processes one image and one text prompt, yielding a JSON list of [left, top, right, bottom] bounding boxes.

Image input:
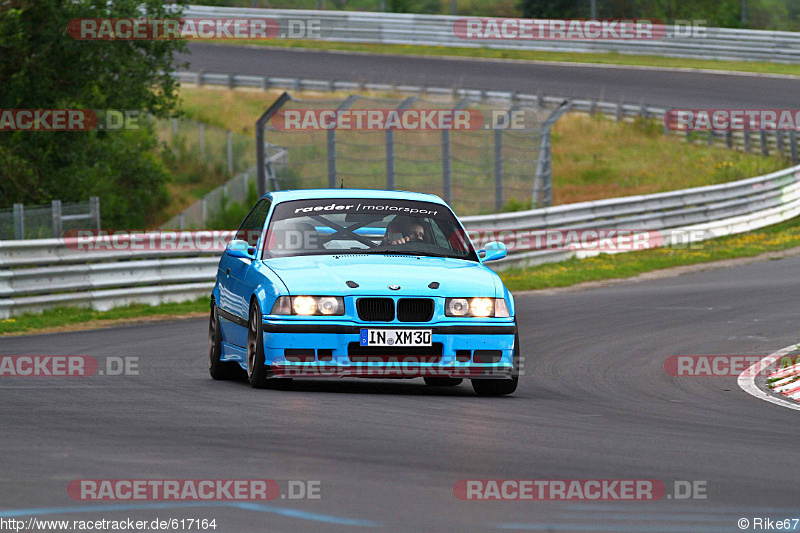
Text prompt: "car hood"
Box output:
[[264, 254, 499, 297]]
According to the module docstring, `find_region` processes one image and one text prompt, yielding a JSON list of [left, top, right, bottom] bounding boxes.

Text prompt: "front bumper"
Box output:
[[261, 321, 516, 380]]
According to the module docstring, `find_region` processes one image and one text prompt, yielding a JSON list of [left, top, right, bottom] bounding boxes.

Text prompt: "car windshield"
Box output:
[[263, 198, 478, 261]]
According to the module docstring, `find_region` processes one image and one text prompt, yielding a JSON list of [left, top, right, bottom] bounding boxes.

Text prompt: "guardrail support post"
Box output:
[[777, 131, 785, 156], [744, 131, 752, 152], [791, 131, 798, 164], [51, 200, 62, 238], [90, 196, 101, 230], [760, 130, 769, 156], [708, 131, 714, 146], [726, 130, 733, 149], [13, 203, 24, 240], [615, 101, 623, 122]]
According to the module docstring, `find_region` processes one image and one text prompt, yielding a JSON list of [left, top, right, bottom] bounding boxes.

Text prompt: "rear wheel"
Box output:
[[209, 301, 246, 381], [471, 330, 520, 397], [423, 377, 463, 387]]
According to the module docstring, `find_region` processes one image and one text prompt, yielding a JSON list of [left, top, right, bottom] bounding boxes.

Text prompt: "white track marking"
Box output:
[[738, 343, 800, 411]]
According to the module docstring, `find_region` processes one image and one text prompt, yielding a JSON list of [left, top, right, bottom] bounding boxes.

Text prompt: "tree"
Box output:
[[0, 0, 187, 227]]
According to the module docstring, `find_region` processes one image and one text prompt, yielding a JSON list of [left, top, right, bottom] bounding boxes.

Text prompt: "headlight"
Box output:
[[445, 298, 510, 318], [270, 296, 345, 316]]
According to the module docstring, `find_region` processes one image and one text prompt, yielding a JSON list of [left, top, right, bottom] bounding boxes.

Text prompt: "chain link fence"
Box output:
[[155, 118, 266, 229], [0, 198, 100, 240], [258, 93, 567, 215]]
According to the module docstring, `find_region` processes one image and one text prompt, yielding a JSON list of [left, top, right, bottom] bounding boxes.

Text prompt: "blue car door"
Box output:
[[218, 198, 271, 347]]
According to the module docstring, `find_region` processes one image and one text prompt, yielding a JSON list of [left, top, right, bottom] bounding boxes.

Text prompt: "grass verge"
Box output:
[[216, 40, 800, 77], [0, 299, 208, 336], [499, 215, 800, 291]]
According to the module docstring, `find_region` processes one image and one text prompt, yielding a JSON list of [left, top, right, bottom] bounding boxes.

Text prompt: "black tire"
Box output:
[[209, 301, 246, 381], [471, 331, 520, 397], [247, 301, 271, 388], [423, 377, 463, 387]]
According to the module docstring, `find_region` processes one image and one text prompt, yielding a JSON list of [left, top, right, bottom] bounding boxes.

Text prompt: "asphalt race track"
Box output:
[[3, 45, 799, 532], [2, 255, 800, 532], [181, 43, 800, 110]]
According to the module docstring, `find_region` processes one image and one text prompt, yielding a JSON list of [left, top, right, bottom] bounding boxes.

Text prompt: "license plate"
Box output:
[[360, 329, 432, 347]]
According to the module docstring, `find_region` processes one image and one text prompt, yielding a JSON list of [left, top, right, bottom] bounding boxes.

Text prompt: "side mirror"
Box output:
[[226, 239, 256, 260], [479, 241, 507, 262]]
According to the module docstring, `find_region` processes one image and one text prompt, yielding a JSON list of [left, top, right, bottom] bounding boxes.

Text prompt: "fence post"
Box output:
[[494, 125, 503, 211], [51, 200, 62, 238], [708, 131, 714, 146], [171, 118, 179, 157], [327, 129, 337, 188], [198, 122, 205, 159], [441, 128, 452, 204], [90, 196, 101, 230], [441, 97, 471, 206], [777, 130, 784, 156], [791, 130, 798, 164], [726, 130, 733, 149], [13, 203, 24, 240], [386, 97, 416, 190], [533, 101, 570, 208], [256, 92, 292, 197], [328, 95, 359, 188], [744, 130, 752, 152], [227, 130, 234, 174], [760, 130, 768, 156]]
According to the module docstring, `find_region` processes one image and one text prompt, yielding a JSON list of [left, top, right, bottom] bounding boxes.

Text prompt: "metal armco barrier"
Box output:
[[182, 5, 800, 63], [2, 163, 799, 319]]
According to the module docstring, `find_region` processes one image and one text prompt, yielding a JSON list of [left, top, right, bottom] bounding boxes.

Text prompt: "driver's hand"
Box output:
[[390, 236, 410, 245]]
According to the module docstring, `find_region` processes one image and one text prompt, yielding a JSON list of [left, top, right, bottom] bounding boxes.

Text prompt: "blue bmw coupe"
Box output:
[[209, 189, 520, 396]]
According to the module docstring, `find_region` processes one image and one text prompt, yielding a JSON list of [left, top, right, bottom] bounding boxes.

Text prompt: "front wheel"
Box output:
[[247, 301, 270, 388], [246, 301, 292, 389], [471, 331, 520, 397]]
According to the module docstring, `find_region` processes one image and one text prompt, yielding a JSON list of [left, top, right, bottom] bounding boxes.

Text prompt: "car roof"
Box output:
[[265, 189, 448, 206]]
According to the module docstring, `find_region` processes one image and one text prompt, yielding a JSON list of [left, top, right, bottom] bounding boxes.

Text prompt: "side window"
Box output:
[[236, 199, 271, 247]]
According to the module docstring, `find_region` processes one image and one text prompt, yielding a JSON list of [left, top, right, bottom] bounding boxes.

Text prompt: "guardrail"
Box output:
[[2, 162, 799, 319], [182, 5, 800, 63]]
